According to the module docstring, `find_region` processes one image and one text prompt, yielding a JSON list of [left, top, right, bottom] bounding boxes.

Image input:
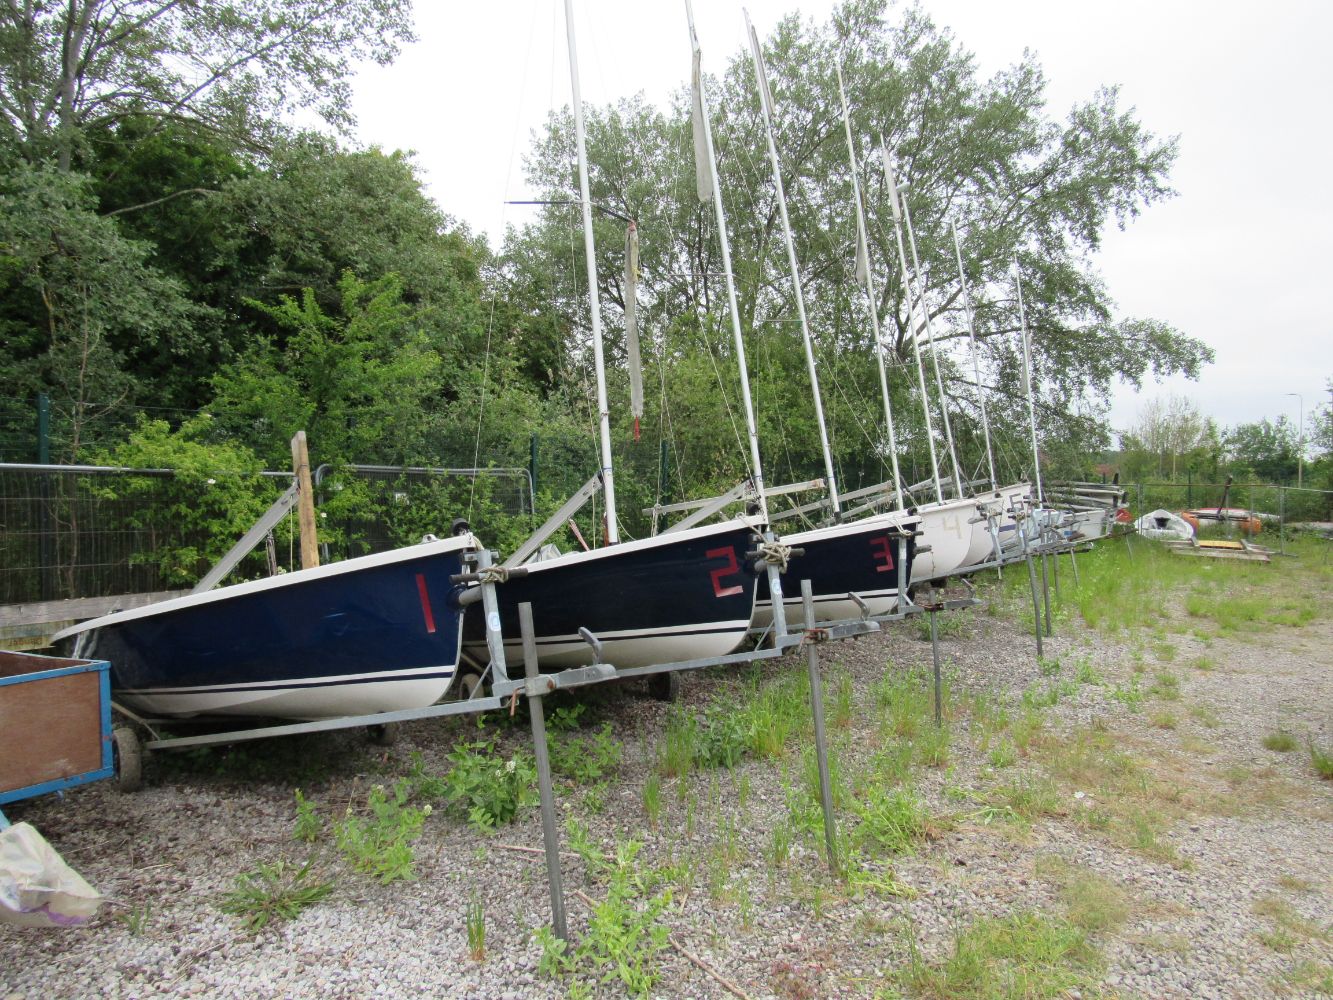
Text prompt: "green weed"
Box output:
[[465, 898, 486, 961], [333, 780, 426, 883], [440, 740, 538, 830], [220, 859, 332, 932], [292, 788, 323, 843]]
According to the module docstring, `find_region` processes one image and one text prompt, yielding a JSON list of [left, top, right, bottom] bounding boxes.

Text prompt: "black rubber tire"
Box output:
[[648, 671, 680, 703], [112, 727, 143, 793], [367, 722, 400, 746]]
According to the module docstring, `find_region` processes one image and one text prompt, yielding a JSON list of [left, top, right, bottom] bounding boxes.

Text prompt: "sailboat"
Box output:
[[460, 0, 761, 672], [737, 13, 920, 625], [873, 144, 984, 583], [54, 533, 482, 720], [947, 219, 1032, 569]]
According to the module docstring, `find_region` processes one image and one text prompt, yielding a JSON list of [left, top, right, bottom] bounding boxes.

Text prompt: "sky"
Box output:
[[337, 0, 1333, 444]]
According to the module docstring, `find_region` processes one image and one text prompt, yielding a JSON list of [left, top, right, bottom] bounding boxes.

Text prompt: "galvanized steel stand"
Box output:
[[801, 581, 840, 877], [520, 602, 568, 942]]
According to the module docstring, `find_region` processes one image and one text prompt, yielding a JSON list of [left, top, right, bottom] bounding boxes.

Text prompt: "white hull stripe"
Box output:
[[124, 665, 456, 697]]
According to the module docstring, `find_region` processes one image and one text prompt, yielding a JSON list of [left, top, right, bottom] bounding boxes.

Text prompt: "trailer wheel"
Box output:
[[367, 722, 400, 747], [112, 727, 143, 793], [648, 671, 680, 703], [456, 669, 485, 700]]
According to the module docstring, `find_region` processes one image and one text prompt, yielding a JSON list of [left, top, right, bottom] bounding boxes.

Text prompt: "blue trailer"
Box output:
[[0, 651, 119, 828]]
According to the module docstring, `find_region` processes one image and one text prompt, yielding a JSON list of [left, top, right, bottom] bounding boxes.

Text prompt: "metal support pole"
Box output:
[[764, 530, 789, 642], [1051, 541, 1061, 600], [1039, 549, 1053, 638], [36, 393, 50, 464], [521, 602, 567, 941], [1279, 487, 1287, 555], [529, 433, 539, 501], [802, 580, 839, 876], [929, 600, 943, 727], [1069, 546, 1080, 587], [1020, 520, 1044, 658]]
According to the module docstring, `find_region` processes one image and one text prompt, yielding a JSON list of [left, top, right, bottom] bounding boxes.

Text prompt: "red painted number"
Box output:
[[706, 546, 744, 597], [415, 573, 437, 633], [870, 536, 895, 573]]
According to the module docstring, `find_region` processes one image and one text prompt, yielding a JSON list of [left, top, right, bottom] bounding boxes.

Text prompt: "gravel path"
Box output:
[[3, 555, 1330, 999]]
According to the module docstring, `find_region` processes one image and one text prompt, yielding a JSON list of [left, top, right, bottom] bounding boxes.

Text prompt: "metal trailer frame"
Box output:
[[107, 542, 806, 758], [0, 655, 114, 829]]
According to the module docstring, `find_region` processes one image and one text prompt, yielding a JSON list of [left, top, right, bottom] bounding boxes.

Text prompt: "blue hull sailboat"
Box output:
[[53, 534, 478, 720]]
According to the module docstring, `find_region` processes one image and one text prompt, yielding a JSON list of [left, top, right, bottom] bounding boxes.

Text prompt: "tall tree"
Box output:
[[507, 0, 1213, 491], [0, 0, 414, 169]]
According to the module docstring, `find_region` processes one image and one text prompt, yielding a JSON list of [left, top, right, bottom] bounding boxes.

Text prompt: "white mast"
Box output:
[[688, 0, 767, 520], [835, 65, 903, 509], [563, 0, 619, 543], [898, 178, 965, 498], [952, 221, 997, 488], [745, 10, 842, 518], [880, 140, 943, 504], [1013, 259, 1044, 504]]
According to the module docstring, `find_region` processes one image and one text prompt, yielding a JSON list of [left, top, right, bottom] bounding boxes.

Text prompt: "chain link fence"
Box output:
[[0, 463, 536, 608], [1126, 481, 1332, 528]]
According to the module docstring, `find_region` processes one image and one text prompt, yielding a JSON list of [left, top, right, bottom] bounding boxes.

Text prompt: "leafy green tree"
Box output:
[[92, 414, 277, 585], [1118, 395, 1220, 481], [0, 0, 414, 169], [506, 0, 1213, 498], [0, 159, 194, 460], [1225, 417, 1299, 484]]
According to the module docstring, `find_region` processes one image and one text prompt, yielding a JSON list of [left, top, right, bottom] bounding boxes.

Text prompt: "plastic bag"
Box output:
[[0, 822, 103, 927]]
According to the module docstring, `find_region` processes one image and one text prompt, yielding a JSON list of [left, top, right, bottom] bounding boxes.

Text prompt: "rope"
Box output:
[[477, 565, 510, 585], [755, 539, 793, 571]]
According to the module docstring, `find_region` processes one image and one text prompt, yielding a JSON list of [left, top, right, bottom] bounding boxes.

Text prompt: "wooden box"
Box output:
[[0, 651, 113, 804]]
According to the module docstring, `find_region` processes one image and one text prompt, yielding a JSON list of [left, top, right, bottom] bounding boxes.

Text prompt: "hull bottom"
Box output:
[[117, 668, 457, 721], [464, 620, 751, 671]]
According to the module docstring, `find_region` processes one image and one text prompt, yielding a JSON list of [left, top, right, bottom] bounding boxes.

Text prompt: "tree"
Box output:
[[505, 0, 1213, 495], [1225, 417, 1299, 484], [1118, 395, 1219, 481], [0, 158, 194, 460], [0, 0, 414, 169]]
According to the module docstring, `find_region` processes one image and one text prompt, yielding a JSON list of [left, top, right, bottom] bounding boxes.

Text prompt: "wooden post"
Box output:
[[290, 431, 319, 570]]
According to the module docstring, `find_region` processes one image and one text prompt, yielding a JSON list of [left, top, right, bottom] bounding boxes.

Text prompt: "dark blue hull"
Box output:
[[465, 520, 760, 669], [56, 537, 475, 720], [754, 512, 919, 624]]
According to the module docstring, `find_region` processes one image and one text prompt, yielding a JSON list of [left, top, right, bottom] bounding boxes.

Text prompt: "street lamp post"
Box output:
[[1285, 392, 1303, 488]]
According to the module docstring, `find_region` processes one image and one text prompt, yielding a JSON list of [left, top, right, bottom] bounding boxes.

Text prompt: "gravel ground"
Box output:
[[3, 557, 1330, 999]]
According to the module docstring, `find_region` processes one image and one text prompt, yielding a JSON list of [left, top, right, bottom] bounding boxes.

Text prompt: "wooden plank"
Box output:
[[0, 590, 187, 629]]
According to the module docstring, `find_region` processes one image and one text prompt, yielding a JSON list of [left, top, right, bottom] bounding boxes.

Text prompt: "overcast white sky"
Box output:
[[339, 0, 1332, 442]]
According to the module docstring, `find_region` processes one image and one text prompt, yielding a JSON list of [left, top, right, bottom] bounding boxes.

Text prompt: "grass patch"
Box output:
[[1034, 856, 1131, 933], [1189, 704, 1221, 728], [1149, 710, 1178, 730], [1282, 960, 1333, 995], [895, 912, 1101, 999], [1310, 739, 1333, 780], [852, 785, 934, 856], [1262, 730, 1298, 753], [1149, 670, 1181, 701]]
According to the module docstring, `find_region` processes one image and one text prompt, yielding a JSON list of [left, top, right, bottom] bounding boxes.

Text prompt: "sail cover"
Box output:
[[624, 221, 643, 437], [691, 46, 714, 203]]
